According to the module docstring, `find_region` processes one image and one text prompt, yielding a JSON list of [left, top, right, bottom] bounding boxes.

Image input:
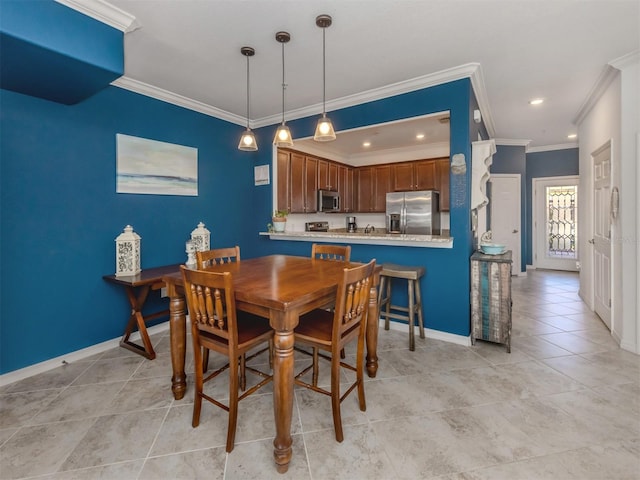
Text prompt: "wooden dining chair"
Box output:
[[293, 258, 376, 442], [311, 243, 351, 262], [181, 266, 273, 453], [197, 245, 240, 269]]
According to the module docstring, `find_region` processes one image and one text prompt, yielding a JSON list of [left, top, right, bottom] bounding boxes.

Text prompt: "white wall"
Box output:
[[577, 52, 639, 353]]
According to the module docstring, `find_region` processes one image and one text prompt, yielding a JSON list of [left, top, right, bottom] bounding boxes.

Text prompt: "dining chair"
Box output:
[[181, 266, 273, 453], [293, 258, 376, 442], [311, 243, 351, 262], [196, 245, 240, 269]]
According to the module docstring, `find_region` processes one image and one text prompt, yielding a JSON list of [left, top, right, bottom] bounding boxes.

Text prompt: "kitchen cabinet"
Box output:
[[357, 165, 391, 212], [470, 250, 512, 352], [318, 159, 338, 191], [392, 160, 436, 191], [435, 158, 450, 212], [277, 150, 291, 212], [289, 152, 318, 213], [338, 165, 355, 212]]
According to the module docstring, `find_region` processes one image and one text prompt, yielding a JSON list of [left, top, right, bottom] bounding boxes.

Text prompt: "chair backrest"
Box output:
[[311, 243, 351, 262], [181, 265, 239, 345], [197, 246, 241, 269], [332, 259, 376, 344]]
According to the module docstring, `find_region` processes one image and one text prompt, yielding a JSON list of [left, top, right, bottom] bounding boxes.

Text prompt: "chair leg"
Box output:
[[408, 279, 415, 351], [192, 345, 205, 428], [202, 349, 210, 373], [356, 336, 366, 412], [330, 353, 344, 443], [240, 354, 246, 391], [312, 348, 319, 387], [226, 356, 240, 453], [415, 279, 425, 340]]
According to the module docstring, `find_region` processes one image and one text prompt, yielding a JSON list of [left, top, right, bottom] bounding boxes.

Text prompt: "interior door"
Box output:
[[489, 174, 522, 274], [592, 142, 612, 329], [533, 176, 579, 271]]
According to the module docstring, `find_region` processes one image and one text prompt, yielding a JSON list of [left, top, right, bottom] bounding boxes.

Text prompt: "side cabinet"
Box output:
[[470, 250, 513, 352]]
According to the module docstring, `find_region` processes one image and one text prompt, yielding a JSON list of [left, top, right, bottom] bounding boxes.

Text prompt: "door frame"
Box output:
[[532, 175, 580, 271]]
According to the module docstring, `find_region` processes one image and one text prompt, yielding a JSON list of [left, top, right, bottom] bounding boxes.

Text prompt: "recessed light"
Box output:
[[567, 134, 577, 139], [363, 141, 371, 147], [529, 98, 544, 105], [416, 134, 425, 139]]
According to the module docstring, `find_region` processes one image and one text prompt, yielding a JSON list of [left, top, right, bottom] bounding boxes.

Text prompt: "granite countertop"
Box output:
[[259, 227, 453, 248]]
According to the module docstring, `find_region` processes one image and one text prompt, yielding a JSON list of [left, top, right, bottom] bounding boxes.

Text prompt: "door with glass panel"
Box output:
[[534, 176, 579, 271]]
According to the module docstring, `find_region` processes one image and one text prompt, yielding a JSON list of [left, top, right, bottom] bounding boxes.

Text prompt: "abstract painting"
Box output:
[[116, 134, 198, 196]]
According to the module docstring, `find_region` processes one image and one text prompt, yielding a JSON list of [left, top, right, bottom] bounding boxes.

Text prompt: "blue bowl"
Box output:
[[480, 243, 506, 255]]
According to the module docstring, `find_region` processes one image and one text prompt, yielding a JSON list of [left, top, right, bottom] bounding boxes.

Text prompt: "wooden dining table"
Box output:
[[162, 254, 380, 473]]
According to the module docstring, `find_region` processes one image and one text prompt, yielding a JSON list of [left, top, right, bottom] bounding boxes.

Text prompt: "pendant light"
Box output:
[[313, 14, 336, 142], [273, 31, 293, 147], [238, 46, 258, 151]]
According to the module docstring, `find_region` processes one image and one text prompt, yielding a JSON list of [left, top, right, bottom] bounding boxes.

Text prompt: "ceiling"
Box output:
[[67, 0, 638, 154]]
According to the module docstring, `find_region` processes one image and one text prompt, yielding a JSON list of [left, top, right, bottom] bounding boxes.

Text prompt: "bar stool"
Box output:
[[378, 263, 426, 351]]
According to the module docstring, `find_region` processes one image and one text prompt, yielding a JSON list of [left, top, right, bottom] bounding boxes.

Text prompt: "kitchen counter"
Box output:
[[259, 228, 453, 248]]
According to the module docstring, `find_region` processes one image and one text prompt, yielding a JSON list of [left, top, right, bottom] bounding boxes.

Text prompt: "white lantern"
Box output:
[[115, 225, 141, 277], [185, 240, 197, 269], [190, 221, 210, 252]]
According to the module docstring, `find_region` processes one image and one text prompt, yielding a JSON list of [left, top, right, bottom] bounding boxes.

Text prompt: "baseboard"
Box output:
[[0, 321, 171, 387], [380, 319, 471, 346]]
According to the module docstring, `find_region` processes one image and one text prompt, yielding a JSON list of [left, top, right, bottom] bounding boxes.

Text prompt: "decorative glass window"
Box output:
[[546, 185, 578, 259]]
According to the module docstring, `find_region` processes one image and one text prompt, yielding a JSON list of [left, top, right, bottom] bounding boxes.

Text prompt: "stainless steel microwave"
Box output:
[[317, 189, 340, 212]]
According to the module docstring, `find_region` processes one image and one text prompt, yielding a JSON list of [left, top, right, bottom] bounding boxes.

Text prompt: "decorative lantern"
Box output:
[[185, 240, 197, 269], [115, 225, 141, 277], [190, 221, 210, 252]]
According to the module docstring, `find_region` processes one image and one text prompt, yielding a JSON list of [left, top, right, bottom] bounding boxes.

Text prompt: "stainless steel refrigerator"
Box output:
[[386, 190, 440, 235]]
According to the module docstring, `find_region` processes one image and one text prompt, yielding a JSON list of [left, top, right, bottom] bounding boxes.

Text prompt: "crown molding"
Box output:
[[254, 63, 484, 128], [111, 76, 247, 126], [573, 64, 619, 126], [609, 50, 640, 70], [494, 138, 531, 147], [526, 143, 578, 153], [55, 0, 141, 32], [468, 63, 496, 138]]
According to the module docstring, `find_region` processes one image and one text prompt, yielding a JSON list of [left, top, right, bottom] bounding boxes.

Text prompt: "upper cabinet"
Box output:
[[392, 160, 437, 191], [277, 149, 449, 214]]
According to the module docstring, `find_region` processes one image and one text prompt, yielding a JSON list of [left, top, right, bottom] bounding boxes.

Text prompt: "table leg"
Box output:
[[168, 287, 187, 400], [366, 283, 379, 378], [120, 285, 158, 360], [271, 327, 294, 473]]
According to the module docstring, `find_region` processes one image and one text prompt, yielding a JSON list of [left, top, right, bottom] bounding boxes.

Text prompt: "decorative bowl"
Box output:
[[480, 243, 506, 255]]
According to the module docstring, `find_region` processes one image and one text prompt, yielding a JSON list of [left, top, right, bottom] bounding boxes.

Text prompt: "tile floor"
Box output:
[[1, 270, 639, 479]]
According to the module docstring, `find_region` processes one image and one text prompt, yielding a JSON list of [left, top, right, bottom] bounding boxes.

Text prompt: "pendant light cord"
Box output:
[[322, 27, 326, 115], [281, 41, 285, 124], [246, 54, 250, 129]]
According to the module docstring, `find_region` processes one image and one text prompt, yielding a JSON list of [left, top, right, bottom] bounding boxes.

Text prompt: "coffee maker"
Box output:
[[346, 216, 357, 233]]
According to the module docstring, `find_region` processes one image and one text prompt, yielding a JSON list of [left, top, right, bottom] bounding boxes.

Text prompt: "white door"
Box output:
[[592, 142, 612, 329], [489, 174, 522, 274], [533, 176, 579, 271]]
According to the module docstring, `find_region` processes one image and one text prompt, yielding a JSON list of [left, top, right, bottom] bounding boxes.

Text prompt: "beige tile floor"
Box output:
[[1, 269, 639, 479]]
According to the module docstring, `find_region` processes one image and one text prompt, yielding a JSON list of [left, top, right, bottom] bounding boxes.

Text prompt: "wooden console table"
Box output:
[[102, 264, 181, 359]]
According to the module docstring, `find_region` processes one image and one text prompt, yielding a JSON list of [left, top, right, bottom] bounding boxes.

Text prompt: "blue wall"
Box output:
[[525, 148, 579, 265]]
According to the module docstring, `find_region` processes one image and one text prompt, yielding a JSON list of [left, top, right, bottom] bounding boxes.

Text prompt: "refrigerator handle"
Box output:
[[401, 205, 406, 233]]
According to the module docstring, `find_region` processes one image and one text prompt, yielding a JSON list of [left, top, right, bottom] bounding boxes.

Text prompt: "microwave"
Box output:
[[317, 189, 340, 212]]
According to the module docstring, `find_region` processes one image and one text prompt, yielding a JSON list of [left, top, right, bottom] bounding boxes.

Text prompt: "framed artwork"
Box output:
[[116, 134, 198, 196]]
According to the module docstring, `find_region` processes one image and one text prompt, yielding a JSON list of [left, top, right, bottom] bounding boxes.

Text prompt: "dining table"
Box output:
[[162, 254, 380, 473]]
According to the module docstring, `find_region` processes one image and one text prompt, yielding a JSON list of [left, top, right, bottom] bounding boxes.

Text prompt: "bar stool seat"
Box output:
[[377, 263, 426, 351]]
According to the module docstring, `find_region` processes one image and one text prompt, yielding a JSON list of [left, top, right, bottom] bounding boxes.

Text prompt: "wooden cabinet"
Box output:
[[277, 150, 291, 212], [392, 160, 436, 191], [289, 153, 318, 213], [435, 158, 450, 212], [338, 165, 355, 212], [470, 250, 513, 352], [318, 159, 338, 191], [357, 165, 391, 212]]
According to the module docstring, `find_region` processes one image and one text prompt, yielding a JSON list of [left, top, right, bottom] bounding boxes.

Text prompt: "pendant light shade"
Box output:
[[238, 46, 258, 151], [273, 31, 293, 147], [313, 14, 336, 142]]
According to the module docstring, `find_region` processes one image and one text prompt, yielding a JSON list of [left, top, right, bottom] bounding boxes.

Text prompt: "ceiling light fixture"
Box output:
[[238, 46, 258, 151], [313, 14, 336, 142], [529, 98, 544, 105], [273, 31, 293, 147], [567, 133, 577, 139], [416, 134, 425, 139], [363, 141, 371, 147]]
